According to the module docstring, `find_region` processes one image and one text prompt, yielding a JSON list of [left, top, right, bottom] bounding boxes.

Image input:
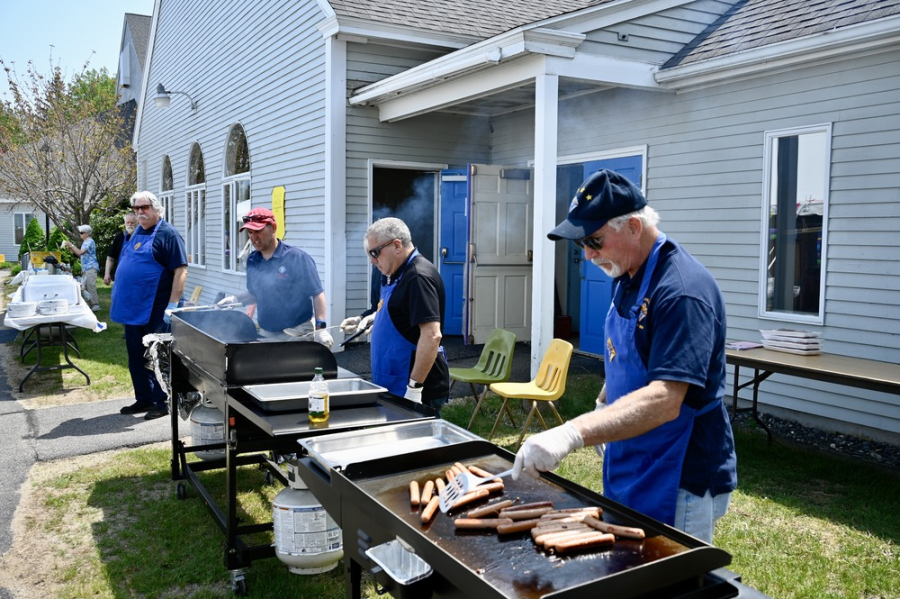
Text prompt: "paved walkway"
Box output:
[[0, 331, 603, 599]]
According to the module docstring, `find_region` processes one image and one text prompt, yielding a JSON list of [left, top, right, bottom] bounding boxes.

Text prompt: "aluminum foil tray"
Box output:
[[299, 420, 481, 472], [243, 378, 387, 413]]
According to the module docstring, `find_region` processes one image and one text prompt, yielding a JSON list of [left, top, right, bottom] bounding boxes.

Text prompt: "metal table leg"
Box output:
[[730, 363, 773, 445], [19, 323, 90, 392]]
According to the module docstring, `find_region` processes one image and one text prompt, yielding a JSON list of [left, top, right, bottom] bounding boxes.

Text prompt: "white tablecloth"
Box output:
[[4, 275, 107, 333]]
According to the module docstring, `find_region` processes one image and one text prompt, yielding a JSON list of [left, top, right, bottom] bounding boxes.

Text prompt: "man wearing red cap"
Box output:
[[511, 169, 736, 544], [219, 207, 332, 347]]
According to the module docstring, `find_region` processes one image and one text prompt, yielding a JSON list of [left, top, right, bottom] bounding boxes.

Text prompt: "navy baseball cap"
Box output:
[[547, 169, 647, 241]]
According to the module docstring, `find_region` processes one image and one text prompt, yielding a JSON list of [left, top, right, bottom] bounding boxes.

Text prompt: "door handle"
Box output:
[[527, 250, 533, 262], [441, 247, 448, 258]]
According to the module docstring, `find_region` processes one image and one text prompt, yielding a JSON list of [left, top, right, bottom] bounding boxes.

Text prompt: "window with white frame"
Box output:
[[160, 156, 174, 225], [14, 212, 36, 245], [759, 124, 831, 324], [222, 124, 251, 273], [186, 143, 206, 267]]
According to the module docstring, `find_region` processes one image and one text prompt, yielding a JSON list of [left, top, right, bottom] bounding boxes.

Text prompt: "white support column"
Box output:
[[531, 71, 559, 377], [324, 36, 348, 340]]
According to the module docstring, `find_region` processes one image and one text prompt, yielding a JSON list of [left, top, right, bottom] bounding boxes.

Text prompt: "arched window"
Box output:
[[160, 156, 174, 225], [186, 143, 206, 267], [222, 124, 251, 273]]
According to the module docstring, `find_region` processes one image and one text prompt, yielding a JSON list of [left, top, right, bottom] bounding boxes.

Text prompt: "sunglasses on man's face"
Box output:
[[367, 239, 395, 259], [242, 215, 273, 224], [574, 234, 605, 252], [132, 204, 153, 212]]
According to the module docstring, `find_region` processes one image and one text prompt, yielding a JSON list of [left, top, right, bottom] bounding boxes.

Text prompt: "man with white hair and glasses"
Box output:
[[512, 169, 737, 543], [112, 190, 188, 421]]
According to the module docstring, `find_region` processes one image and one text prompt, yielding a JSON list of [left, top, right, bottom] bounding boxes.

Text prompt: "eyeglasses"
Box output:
[[242, 215, 273, 224], [367, 239, 395, 259], [574, 234, 604, 252], [133, 204, 153, 212]]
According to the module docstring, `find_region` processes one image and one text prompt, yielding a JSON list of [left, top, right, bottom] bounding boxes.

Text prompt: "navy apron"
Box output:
[[601, 233, 720, 525], [111, 220, 165, 325], [371, 250, 446, 398]]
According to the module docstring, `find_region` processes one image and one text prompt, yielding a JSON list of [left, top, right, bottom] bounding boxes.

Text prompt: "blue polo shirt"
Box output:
[[246, 241, 323, 332], [612, 236, 737, 497]]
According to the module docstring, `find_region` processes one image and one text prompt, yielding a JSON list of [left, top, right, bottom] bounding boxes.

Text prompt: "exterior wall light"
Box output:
[[154, 83, 197, 110]]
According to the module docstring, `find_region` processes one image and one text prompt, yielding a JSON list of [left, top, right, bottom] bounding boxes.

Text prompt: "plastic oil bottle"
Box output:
[[308, 367, 330, 424]]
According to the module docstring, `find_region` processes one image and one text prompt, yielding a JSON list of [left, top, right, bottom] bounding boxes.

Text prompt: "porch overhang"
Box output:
[[348, 27, 664, 122]]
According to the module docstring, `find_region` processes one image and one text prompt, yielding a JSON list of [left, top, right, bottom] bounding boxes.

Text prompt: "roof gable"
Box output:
[[124, 13, 153, 68]]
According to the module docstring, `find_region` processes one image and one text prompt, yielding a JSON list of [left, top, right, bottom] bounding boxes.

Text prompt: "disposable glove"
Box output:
[[512, 421, 584, 480], [163, 302, 179, 325], [404, 385, 423, 404], [314, 328, 334, 349], [340, 313, 374, 335], [217, 294, 238, 307]]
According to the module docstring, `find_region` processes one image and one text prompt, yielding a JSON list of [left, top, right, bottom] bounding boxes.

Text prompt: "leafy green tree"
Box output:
[[0, 59, 136, 241]]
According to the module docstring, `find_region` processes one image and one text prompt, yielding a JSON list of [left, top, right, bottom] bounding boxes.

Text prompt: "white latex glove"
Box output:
[[217, 294, 238, 307], [512, 421, 584, 480], [404, 385, 423, 404], [341, 313, 374, 335], [314, 328, 334, 349]]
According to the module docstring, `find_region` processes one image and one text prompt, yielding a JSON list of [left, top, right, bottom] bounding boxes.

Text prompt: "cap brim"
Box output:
[[547, 217, 605, 241], [239, 221, 270, 232]]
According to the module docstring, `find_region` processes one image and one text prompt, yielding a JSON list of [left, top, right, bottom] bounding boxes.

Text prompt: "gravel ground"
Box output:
[[734, 412, 900, 473]]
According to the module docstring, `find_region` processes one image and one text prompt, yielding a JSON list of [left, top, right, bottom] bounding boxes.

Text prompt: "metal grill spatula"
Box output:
[[438, 467, 514, 513]]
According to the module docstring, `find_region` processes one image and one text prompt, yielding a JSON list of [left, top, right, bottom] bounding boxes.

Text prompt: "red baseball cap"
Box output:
[[240, 207, 276, 231]]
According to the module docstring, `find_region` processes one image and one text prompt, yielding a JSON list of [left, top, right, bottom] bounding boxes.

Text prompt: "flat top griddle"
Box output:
[[332, 442, 732, 599]]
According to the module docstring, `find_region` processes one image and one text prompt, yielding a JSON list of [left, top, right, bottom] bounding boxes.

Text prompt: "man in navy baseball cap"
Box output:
[[547, 169, 647, 241]]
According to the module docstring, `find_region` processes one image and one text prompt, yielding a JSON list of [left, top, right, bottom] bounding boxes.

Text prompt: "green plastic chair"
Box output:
[[449, 328, 517, 430]]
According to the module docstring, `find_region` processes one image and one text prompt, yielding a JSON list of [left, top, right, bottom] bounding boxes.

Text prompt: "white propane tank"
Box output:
[[189, 399, 225, 460], [273, 462, 343, 574]]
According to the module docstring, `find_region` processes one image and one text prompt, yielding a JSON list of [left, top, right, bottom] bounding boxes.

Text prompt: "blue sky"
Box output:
[[0, 0, 155, 99]]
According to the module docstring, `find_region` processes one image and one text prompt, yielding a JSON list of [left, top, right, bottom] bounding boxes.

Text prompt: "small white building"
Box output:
[[133, 0, 900, 443]]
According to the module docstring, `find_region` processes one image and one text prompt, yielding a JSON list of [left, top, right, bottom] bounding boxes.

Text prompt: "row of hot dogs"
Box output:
[[408, 461, 646, 554]]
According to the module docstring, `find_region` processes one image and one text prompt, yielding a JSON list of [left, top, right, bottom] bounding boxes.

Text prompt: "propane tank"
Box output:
[[273, 461, 343, 574], [189, 398, 225, 460]]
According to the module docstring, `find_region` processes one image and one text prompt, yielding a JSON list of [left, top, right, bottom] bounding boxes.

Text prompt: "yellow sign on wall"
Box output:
[[272, 186, 285, 239], [29, 251, 62, 268]]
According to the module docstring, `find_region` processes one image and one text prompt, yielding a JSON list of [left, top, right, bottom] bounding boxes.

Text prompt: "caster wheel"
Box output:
[[231, 576, 248, 596], [176, 483, 187, 500], [265, 471, 275, 486]]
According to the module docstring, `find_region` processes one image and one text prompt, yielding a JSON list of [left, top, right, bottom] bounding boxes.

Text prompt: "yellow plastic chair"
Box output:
[[449, 329, 517, 429], [186, 286, 202, 306], [488, 338, 574, 450]]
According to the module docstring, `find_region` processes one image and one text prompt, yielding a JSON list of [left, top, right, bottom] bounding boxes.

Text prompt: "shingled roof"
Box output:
[[125, 13, 152, 68], [664, 0, 900, 68], [328, 0, 613, 39]]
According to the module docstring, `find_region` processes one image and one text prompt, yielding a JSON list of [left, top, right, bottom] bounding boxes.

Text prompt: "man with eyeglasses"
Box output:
[[218, 207, 332, 348], [341, 217, 449, 412], [511, 169, 737, 544], [63, 225, 101, 311], [112, 191, 188, 420]]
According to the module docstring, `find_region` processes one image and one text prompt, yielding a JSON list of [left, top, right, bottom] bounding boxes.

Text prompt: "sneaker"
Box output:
[[120, 402, 152, 415], [91, 305, 101, 312], [144, 407, 168, 420]]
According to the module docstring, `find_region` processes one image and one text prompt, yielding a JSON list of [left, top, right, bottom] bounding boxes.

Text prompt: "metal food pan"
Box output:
[[299, 420, 480, 472], [243, 378, 387, 413]]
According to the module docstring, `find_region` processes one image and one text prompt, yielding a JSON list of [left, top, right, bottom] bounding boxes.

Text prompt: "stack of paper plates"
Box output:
[[760, 329, 822, 355]]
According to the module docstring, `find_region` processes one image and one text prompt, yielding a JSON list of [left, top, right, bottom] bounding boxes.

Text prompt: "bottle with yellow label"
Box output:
[[308, 367, 329, 424]]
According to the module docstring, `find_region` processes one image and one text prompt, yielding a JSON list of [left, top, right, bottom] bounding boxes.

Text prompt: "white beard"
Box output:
[[591, 258, 622, 278]]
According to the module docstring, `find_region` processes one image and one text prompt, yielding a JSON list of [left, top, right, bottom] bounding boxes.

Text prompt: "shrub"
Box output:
[[18, 217, 45, 257]]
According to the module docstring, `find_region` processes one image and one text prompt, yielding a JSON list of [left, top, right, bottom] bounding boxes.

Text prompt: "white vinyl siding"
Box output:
[[136, 0, 328, 307]]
